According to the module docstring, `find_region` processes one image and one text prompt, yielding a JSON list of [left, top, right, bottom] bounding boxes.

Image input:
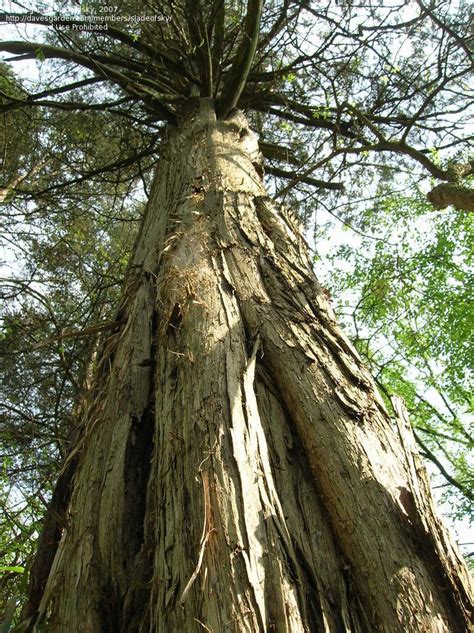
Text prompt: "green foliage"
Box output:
[[323, 192, 473, 523], [1, 163, 142, 614], [0, 477, 42, 627]]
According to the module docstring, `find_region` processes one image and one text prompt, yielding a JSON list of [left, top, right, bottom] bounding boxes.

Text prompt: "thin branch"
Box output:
[[10, 144, 159, 198], [31, 318, 126, 350], [0, 40, 176, 121], [267, 165, 344, 192], [414, 431, 473, 500]]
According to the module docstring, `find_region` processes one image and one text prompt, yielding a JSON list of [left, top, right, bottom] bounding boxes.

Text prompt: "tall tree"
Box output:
[[1, 0, 473, 631], [321, 191, 474, 524]]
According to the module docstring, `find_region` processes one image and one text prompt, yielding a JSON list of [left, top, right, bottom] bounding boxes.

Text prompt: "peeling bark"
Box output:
[[20, 100, 474, 633]]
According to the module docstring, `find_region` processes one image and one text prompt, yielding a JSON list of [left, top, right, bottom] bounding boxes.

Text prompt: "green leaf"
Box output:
[[0, 565, 25, 573]]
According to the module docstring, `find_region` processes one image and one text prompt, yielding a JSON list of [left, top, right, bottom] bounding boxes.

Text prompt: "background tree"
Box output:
[[0, 0, 473, 631], [320, 192, 473, 523]]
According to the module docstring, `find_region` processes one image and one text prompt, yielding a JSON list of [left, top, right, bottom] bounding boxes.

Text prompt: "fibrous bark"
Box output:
[[21, 100, 473, 633], [427, 182, 474, 212]]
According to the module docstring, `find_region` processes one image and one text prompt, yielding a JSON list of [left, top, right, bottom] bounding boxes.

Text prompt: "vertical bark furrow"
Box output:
[[122, 407, 155, 561], [222, 189, 473, 631], [253, 369, 368, 632]]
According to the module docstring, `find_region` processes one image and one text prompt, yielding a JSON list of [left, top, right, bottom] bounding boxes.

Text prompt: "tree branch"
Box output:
[[427, 183, 474, 212], [259, 141, 299, 165], [0, 12, 199, 83], [217, 0, 263, 117], [0, 41, 176, 121], [31, 319, 126, 350], [414, 431, 474, 500], [414, 0, 473, 59], [9, 144, 158, 198], [267, 165, 344, 193]]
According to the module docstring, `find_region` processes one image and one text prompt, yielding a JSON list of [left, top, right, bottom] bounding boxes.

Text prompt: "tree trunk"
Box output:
[[22, 100, 473, 633]]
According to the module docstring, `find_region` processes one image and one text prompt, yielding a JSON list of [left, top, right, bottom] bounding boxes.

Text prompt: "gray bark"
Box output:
[[21, 100, 473, 633]]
